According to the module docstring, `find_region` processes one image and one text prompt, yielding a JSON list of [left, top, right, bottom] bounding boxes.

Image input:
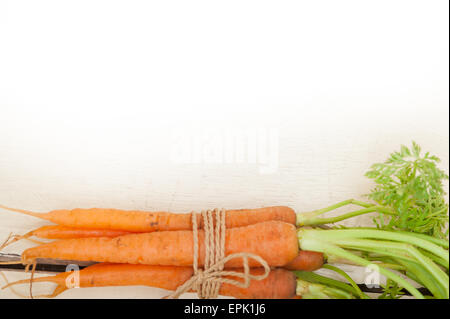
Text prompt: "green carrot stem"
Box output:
[[356, 228, 449, 249], [296, 279, 354, 299], [399, 259, 447, 299], [407, 247, 449, 297], [301, 199, 357, 216], [296, 199, 355, 226], [298, 238, 424, 299], [418, 248, 449, 269], [296, 199, 397, 226], [347, 246, 417, 264], [332, 238, 449, 295], [298, 207, 378, 226], [321, 264, 367, 299], [300, 228, 448, 263], [367, 254, 446, 297], [294, 271, 362, 297]]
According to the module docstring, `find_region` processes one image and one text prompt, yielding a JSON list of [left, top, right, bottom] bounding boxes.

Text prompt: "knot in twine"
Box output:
[[166, 208, 270, 299]]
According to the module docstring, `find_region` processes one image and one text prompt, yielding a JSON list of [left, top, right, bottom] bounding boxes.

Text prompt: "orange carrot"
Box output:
[[21, 221, 299, 268], [3, 263, 297, 299], [3, 225, 322, 271], [0, 204, 296, 232], [284, 251, 324, 271], [0, 226, 134, 250]]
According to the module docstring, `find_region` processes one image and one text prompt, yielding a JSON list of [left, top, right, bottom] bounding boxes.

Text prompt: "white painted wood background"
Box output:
[[0, 0, 448, 299]]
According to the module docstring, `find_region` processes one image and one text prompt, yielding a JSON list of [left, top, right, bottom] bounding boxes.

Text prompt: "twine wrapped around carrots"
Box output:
[[166, 208, 271, 299]]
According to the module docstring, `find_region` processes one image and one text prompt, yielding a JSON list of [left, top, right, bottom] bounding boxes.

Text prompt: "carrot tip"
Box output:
[[0, 272, 33, 298], [2, 280, 20, 289], [0, 232, 32, 251], [0, 233, 15, 250], [0, 204, 42, 218]]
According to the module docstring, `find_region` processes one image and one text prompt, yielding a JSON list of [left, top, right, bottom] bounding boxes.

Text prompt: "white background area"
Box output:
[[0, 0, 448, 298]]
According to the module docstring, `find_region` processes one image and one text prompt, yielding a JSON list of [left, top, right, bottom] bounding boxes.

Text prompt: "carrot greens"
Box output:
[[366, 141, 448, 238], [297, 142, 448, 237], [296, 142, 449, 299]]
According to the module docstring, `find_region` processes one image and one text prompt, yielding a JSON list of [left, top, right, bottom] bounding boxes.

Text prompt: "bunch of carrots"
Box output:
[[0, 142, 448, 299], [0, 205, 327, 299]]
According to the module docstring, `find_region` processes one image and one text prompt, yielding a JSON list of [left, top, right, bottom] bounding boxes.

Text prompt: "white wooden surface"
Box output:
[[0, 0, 448, 299]]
